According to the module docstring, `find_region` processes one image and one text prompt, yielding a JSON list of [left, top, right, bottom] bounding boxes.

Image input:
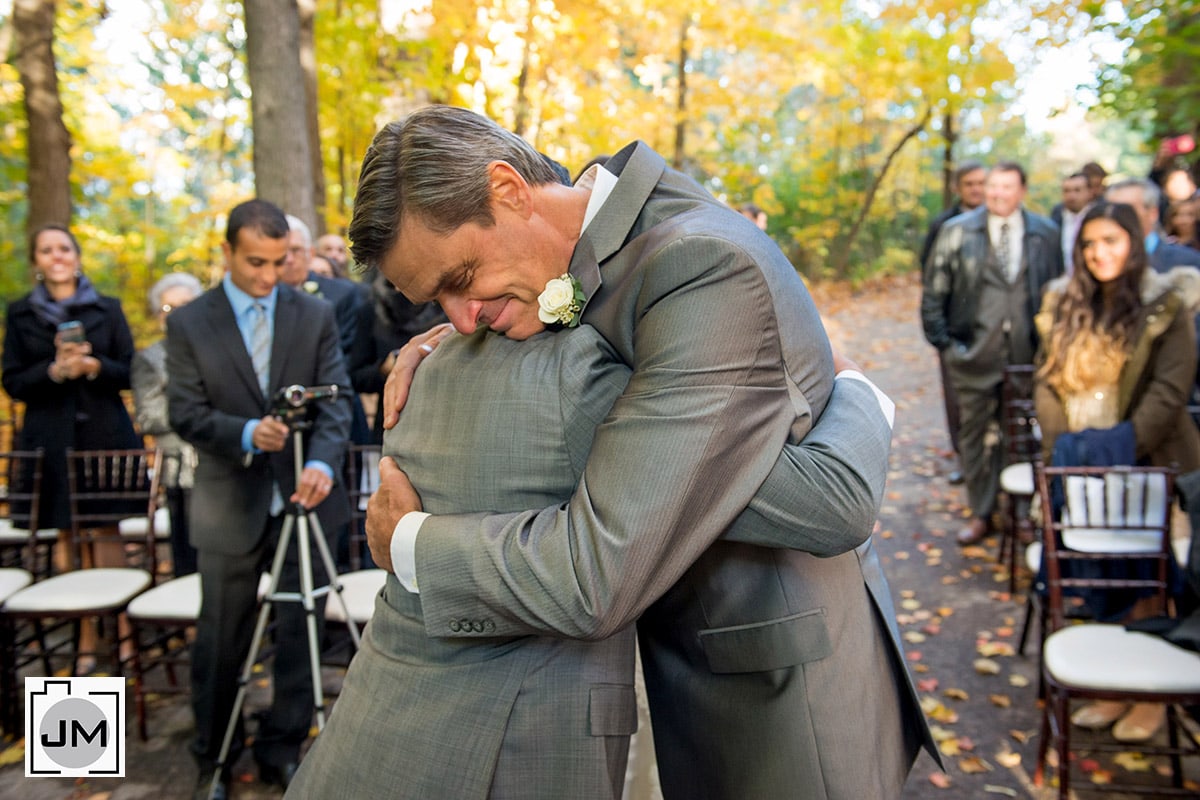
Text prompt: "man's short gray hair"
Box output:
[[286, 214, 313, 248], [348, 105, 562, 273], [1106, 177, 1160, 210], [148, 272, 203, 314]]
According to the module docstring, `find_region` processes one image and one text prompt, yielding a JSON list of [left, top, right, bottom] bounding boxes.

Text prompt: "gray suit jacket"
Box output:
[[413, 143, 936, 797], [289, 327, 636, 800]]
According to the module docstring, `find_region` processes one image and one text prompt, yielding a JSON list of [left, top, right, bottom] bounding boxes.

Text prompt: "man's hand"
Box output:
[[251, 416, 289, 452], [831, 346, 863, 375], [380, 323, 456, 430], [365, 457, 424, 572], [291, 465, 333, 509]]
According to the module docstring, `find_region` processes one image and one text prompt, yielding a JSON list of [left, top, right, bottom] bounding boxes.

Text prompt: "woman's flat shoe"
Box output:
[[1112, 703, 1166, 743], [1071, 701, 1129, 730]]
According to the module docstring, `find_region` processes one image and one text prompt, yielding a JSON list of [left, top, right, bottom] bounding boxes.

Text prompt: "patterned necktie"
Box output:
[[998, 222, 1012, 281], [249, 302, 270, 397]]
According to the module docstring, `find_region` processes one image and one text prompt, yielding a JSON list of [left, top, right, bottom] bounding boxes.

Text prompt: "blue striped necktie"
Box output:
[[249, 302, 270, 397]]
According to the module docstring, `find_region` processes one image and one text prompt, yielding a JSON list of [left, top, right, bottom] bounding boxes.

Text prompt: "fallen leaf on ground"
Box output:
[[929, 772, 952, 789], [982, 785, 1018, 796], [989, 694, 1012, 708], [904, 631, 926, 643], [995, 751, 1021, 768], [939, 739, 961, 757], [1008, 674, 1030, 688], [958, 756, 993, 774], [944, 688, 969, 701], [901, 599, 922, 611], [974, 658, 1002, 675], [917, 678, 939, 693], [1113, 751, 1151, 772], [978, 641, 1016, 658], [1010, 729, 1033, 744], [0, 742, 24, 767], [956, 736, 975, 752], [1089, 769, 1113, 785], [929, 725, 957, 743]]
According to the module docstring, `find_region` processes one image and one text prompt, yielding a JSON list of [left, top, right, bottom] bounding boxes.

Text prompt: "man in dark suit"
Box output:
[[919, 161, 986, 484], [922, 162, 1064, 545], [1106, 178, 1200, 273], [166, 199, 352, 800]]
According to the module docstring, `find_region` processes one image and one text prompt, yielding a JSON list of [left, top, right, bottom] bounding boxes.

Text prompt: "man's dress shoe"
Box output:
[[956, 518, 988, 546], [257, 758, 299, 789]]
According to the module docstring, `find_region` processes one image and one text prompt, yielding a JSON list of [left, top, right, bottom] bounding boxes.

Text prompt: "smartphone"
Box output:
[[57, 320, 85, 344], [1165, 135, 1196, 156]]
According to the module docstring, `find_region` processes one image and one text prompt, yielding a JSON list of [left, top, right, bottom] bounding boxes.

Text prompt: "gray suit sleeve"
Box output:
[[721, 376, 890, 553]]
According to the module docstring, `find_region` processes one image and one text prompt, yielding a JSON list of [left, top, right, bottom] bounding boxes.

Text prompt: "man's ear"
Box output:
[[487, 161, 532, 219], [220, 240, 233, 269]]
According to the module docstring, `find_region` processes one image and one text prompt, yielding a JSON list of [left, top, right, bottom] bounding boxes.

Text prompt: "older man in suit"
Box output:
[[1106, 178, 1200, 273], [167, 200, 352, 800], [344, 106, 936, 799], [922, 162, 1064, 546]]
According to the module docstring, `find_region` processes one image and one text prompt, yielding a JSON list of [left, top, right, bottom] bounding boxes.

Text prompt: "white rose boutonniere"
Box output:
[[537, 273, 584, 327], [302, 280, 322, 296]]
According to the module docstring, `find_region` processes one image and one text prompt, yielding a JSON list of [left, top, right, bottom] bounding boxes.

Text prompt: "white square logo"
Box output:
[[25, 677, 125, 777]]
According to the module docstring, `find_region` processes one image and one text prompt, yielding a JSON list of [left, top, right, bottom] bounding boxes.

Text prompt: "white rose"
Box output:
[[538, 277, 576, 323], [303, 280, 320, 294]]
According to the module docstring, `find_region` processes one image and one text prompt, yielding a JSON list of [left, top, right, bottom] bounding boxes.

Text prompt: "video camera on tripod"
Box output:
[[271, 383, 340, 427]]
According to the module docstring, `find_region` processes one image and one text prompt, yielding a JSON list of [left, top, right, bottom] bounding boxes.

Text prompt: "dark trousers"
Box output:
[[190, 511, 330, 773], [166, 486, 197, 577], [937, 351, 962, 456]]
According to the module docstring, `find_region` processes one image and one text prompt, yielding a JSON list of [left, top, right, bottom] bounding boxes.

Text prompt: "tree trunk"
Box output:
[[672, 14, 691, 170], [833, 106, 932, 274], [296, 0, 326, 235], [14, 0, 72, 236], [941, 108, 957, 209], [243, 0, 317, 231]]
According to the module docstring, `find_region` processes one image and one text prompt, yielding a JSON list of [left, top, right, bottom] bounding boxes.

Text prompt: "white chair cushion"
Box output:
[[119, 507, 171, 539], [3, 568, 152, 613], [1044, 624, 1200, 693], [999, 462, 1034, 496], [0, 518, 58, 543], [1061, 527, 1162, 554], [325, 569, 387, 623], [0, 568, 33, 605], [127, 573, 201, 621]]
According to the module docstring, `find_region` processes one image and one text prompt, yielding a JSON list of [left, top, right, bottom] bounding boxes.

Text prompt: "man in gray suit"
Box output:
[[350, 106, 936, 798]]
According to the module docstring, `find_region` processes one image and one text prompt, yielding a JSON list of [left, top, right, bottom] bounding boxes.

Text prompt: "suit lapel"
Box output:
[[201, 289, 265, 406], [269, 287, 297, 401], [570, 142, 666, 309]]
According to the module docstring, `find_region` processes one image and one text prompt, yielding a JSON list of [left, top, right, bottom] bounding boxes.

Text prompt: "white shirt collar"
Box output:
[[577, 164, 619, 232]]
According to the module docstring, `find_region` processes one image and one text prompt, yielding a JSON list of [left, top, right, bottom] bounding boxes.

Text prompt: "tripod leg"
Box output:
[[209, 514, 295, 800], [294, 510, 327, 730], [307, 512, 362, 648]]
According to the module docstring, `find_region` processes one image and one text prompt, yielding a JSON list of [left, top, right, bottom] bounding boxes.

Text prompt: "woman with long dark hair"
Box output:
[[1033, 200, 1200, 743]]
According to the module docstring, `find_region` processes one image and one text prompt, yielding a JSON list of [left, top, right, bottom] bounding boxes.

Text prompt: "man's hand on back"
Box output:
[[380, 323, 456, 430], [365, 457, 425, 572]]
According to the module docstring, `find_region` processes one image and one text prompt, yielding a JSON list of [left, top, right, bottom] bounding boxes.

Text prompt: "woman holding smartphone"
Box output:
[[1, 223, 142, 673]]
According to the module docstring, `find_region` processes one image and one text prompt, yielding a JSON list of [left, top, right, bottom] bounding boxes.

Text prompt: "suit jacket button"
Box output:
[[448, 620, 461, 632], [471, 620, 484, 632], [483, 620, 495, 633]]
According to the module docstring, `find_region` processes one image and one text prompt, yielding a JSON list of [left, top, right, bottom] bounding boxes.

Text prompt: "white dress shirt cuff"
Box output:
[[391, 511, 429, 593], [836, 370, 895, 429]]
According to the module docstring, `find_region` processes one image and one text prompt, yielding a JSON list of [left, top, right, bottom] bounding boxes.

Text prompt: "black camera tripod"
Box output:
[[208, 386, 361, 799]]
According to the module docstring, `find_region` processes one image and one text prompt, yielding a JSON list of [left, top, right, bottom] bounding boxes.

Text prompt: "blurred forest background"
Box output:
[[0, 0, 1196, 344]]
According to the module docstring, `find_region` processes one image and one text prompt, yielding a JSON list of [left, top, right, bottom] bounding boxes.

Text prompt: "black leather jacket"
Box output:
[[920, 206, 1064, 351]]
